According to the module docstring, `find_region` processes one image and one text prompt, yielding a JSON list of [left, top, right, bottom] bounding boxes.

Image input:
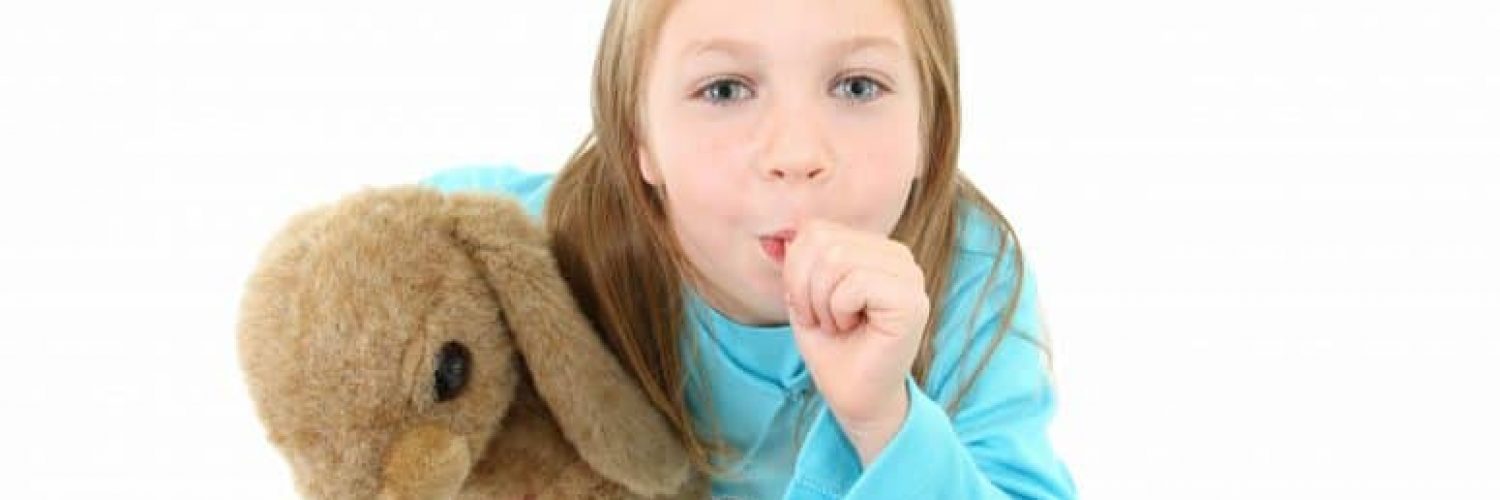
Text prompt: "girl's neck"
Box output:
[[688, 275, 786, 328]]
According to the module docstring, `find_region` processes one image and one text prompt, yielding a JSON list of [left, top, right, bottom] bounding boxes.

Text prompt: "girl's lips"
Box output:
[[765, 229, 798, 241], [760, 236, 787, 264], [760, 229, 796, 264]]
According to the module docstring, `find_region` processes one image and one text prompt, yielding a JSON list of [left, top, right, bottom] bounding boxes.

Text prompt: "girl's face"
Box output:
[[638, 0, 924, 326]]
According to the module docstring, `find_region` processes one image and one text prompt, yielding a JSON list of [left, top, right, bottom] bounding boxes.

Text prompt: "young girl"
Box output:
[[424, 0, 1076, 498]]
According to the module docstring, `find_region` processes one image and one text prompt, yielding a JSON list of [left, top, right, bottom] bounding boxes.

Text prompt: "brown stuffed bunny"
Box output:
[[237, 186, 706, 499]]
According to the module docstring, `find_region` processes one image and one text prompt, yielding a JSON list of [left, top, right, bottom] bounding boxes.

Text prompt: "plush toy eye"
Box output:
[[433, 341, 470, 402]]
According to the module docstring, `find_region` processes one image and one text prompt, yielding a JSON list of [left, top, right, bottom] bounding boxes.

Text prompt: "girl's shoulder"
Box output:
[[927, 200, 1041, 398], [948, 199, 1032, 314], [419, 164, 556, 219], [954, 200, 1013, 260]]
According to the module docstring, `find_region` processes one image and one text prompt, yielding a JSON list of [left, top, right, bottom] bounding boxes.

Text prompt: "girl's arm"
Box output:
[[786, 237, 1077, 500]]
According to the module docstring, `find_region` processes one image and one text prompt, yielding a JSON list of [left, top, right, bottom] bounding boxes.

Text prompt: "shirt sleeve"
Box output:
[[418, 164, 554, 219], [785, 239, 1077, 499]]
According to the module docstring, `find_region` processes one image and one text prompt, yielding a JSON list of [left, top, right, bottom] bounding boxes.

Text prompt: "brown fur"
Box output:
[[237, 186, 707, 499]]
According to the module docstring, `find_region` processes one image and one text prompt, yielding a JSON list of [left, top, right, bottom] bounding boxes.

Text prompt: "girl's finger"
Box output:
[[839, 265, 919, 338], [827, 267, 869, 332], [783, 221, 823, 329], [806, 241, 855, 332], [873, 239, 925, 296]]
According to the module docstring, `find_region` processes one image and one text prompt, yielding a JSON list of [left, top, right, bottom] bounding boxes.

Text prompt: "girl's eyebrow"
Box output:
[[680, 35, 903, 61], [681, 38, 761, 60], [825, 36, 904, 58]]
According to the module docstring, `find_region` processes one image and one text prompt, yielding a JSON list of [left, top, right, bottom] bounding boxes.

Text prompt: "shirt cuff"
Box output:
[[788, 377, 958, 498], [844, 376, 956, 497]]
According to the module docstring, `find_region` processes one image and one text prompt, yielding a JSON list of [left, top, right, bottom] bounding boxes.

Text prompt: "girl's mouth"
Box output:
[[760, 236, 788, 264], [758, 229, 796, 264]]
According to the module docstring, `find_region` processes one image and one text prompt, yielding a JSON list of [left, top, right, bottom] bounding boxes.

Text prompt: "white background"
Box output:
[[2, 1, 1497, 498]]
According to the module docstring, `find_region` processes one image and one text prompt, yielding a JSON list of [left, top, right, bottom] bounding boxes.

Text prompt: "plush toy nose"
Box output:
[[279, 424, 469, 500], [376, 424, 473, 500]]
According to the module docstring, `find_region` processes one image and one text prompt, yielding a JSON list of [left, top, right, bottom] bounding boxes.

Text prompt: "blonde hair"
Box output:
[[544, 0, 1048, 475]]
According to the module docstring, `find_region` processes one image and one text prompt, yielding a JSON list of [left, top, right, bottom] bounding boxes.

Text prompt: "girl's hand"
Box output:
[[781, 218, 930, 465]]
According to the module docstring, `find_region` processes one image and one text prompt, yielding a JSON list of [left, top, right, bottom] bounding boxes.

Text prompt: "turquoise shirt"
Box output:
[[422, 165, 1077, 499]]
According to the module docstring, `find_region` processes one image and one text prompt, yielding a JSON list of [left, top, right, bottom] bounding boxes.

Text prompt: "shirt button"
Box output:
[[792, 387, 813, 401]]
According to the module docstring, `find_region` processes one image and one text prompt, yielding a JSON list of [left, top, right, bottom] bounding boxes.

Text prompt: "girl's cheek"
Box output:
[[831, 118, 921, 232], [660, 103, 760, 169], [689, 118, 762, 180], [662, 136, 751, 220]]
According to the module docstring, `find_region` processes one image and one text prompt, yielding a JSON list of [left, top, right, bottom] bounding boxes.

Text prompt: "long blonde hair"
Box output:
[[544, 0, 1047, 474]]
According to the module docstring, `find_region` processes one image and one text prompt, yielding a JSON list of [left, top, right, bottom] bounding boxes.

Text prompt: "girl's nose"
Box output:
[[768, 162, 828, 181], [759, 99, 834, 183]]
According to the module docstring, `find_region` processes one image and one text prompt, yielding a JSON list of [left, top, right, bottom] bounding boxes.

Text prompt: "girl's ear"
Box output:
[[637, 145, 663, 186]]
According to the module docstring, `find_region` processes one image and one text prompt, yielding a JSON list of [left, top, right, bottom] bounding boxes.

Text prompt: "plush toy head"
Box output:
[[237, 186, 699, 499]]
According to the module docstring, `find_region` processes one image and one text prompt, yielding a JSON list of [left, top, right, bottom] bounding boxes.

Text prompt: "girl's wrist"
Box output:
[[836, 383, 911, 467]]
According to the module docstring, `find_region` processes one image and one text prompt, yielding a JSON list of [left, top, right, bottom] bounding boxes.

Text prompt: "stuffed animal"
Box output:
[[237, 186, 706, 499]]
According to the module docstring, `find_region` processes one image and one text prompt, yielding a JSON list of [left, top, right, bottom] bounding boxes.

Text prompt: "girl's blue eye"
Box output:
[[834, 75, 887, 103], [699, 78, 753, 104]]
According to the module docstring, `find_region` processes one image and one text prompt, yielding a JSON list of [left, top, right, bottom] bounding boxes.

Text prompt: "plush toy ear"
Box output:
[[443, 191, 690, 497]]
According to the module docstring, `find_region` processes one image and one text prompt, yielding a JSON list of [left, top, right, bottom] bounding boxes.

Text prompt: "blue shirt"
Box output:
[[422, 165, 1077, 499]]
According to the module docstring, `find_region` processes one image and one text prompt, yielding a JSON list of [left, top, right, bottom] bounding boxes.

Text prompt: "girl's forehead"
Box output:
[[674, 36, 906, 67], [654, 0, 913, 57]]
